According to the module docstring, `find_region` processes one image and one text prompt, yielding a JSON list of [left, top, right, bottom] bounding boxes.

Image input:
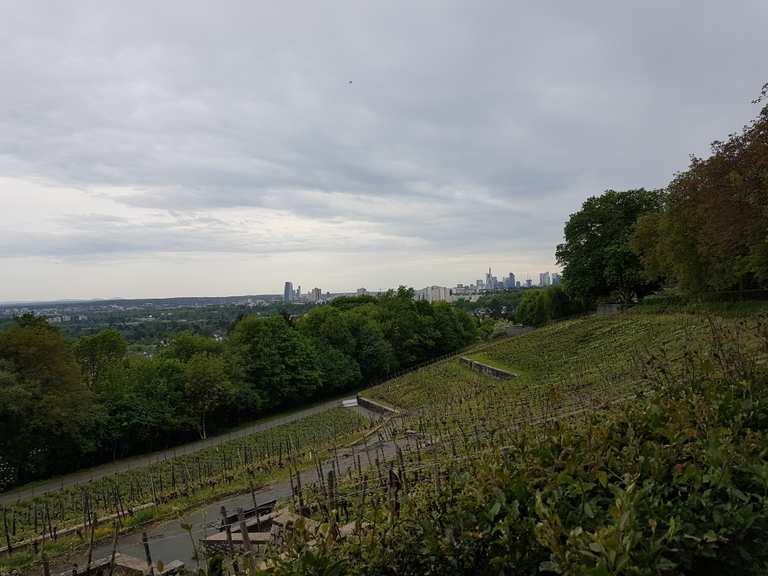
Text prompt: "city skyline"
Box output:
[[282, 265, 563, 306]]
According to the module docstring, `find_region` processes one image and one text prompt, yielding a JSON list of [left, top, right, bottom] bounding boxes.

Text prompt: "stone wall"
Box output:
[[356, 395, 397, 414], [504, 324, 535, 337], [459, 357, 517, 380]]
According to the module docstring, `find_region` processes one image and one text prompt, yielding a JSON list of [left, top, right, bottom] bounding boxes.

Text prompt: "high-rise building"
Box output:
[[525, 278, 533, 288], [415, 286, 450, 303], [503, 272, 516, 289], [539, 272, 551, 287], [551, 273, 562, 285], [283, 281, 294, 302], [311, 287, 322, 302]]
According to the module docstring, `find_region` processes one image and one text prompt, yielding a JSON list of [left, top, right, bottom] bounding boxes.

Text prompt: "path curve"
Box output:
[[54, 436, 401, 573]]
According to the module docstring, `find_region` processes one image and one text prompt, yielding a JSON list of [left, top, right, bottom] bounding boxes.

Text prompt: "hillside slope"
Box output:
[[264, 310, 768, 575]]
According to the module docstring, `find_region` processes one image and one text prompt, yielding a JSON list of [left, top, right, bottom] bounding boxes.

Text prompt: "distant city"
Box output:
[[282, 267, 561, 304], [0, 267, 561, 325]]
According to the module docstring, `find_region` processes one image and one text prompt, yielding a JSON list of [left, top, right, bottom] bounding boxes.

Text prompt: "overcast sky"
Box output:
[[0, 1, 765, 301]]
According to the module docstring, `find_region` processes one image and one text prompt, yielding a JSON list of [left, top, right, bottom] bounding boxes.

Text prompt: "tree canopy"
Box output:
[[0, 292, 479, 489], [631, 96, 768, 292], [556, 188, 665, 304]]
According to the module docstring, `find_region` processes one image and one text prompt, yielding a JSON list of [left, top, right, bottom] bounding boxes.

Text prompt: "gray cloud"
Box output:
[[0, 0, 766, 297]]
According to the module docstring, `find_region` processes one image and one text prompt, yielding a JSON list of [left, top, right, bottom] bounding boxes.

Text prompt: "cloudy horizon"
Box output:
[[1, 1, 766, 301]]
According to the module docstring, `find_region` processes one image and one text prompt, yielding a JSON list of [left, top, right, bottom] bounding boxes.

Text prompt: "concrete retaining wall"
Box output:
[[504, 325, 535, 337], [356, 395, 397, 414], [459, 357, 517, 380]]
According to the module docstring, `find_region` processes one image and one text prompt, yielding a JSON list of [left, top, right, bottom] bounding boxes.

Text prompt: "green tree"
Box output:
[[632, 93, 768, 292], [75, 329, 127, 389], [515, 286, 579, 326], [556, 189, 665, 304], [162, 330, 224, 362], [0, 318, 97, 484], [228, 315, 322, 408], [183, 352, 232, 439]]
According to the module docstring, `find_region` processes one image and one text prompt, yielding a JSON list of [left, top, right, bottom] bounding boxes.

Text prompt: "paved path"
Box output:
[[54, 435, 401, 573], [0, 397, 365, 505]]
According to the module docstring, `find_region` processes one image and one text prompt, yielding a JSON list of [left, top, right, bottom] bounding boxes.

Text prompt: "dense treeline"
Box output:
[[453, 289, 585, 328], [557, 87, 768, 304], [632, 88, 768, 292], [514, 285, 586, 326], [0, 288, 477, 489]]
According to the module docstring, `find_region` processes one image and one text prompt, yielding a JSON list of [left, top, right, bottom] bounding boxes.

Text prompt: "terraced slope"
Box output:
[[364, 312, 763, 432]]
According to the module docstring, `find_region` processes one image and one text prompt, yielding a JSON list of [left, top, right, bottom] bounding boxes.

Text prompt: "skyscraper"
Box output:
[[539, 272, 551, 287], [283, 281, 294, 302]]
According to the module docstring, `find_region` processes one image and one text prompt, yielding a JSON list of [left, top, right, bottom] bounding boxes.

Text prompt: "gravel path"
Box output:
[[0, 397, 367, 505], [55, 435, 400, 573]]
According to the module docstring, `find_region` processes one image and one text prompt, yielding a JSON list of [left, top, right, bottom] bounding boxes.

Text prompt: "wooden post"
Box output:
[[248, 474, 258, 509], [2, 507, 12, 556], [149, 474, 158, 508], [220, 506, 233, 554], [86, 512, 96, 574], [295, 468, 304, 515], [41, 550, 50, 576], [108, 522, 118, 576], [238, 508, 255, 576], [142, 531, 155, 575], [327, 469, 336, 516]]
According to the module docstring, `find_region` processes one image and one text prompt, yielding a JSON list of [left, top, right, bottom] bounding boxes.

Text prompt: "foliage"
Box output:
[[162, 330, 224, 361], [74, 329, 127, 390], [260, 311, 768, 575], [183, 352, 233, 439], [514, 286, 583, 326], [631, 94, 768, 292], [0, 292, 478, 489], [556, 189, 665, 304], [454, 291, 525, 320], [228, 315, 323, 409], [0, 318, 98, 487]]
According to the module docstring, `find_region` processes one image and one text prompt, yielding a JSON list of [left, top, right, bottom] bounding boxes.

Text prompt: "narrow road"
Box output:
[[0, 396, 361, 505], [55, 435, 401, 573]]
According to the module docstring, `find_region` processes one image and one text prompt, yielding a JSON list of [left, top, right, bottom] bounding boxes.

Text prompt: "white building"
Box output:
[[415, 285, 451, 303]]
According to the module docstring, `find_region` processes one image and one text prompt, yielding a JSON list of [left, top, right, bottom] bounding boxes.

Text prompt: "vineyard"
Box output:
[[0, 407, 371, 573], [4, 310, 768, 575], [365, 313, 734, 418], [253, 311, 768, 575]]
